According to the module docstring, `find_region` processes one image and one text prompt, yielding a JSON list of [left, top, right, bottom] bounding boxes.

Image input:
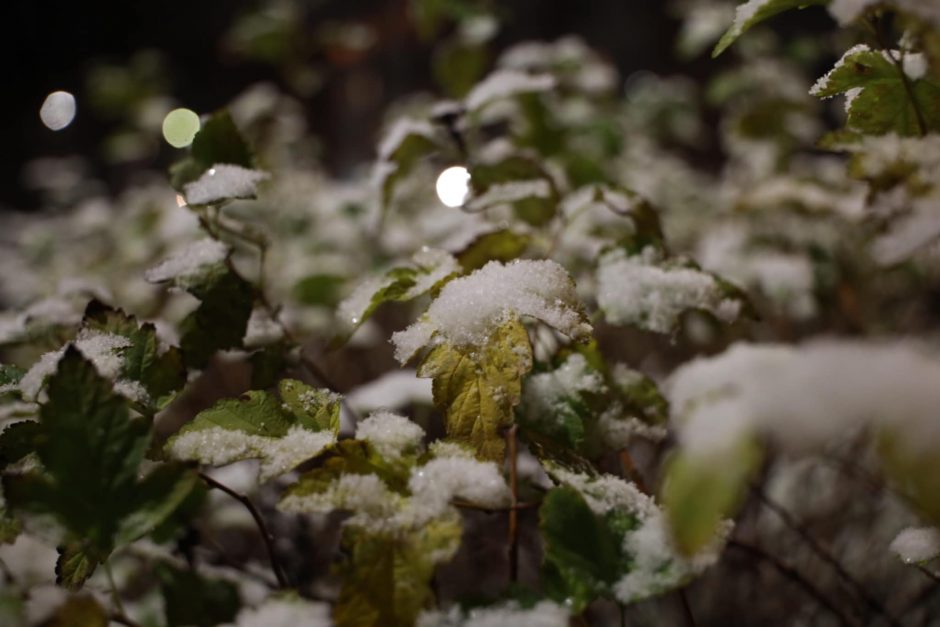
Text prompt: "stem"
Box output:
[[507, 424, 520, 584], [916, 564, 940, 585], [729, 540, 857, 626], [104, 561, 132, 623], [619, 602, 627, 627], [619, 449, 648, 494], [678, 589, 696, 627], [868, 15, 928, 136], [452, 499, 540, 512], [199, 472, 289, 589], [754, 489, 900, 626]]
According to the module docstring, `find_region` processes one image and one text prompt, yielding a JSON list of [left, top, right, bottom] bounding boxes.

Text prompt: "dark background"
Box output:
[[0, 0, 690, 211]]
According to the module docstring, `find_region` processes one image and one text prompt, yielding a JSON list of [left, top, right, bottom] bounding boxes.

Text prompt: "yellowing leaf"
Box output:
[[661, 437, 762, 556], [418, 316, 533, 461]]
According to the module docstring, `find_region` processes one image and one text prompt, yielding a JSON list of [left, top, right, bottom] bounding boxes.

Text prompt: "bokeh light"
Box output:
[[39, 91, 76, 131], [162, 108, 201, 148], [435, 165, 470, 208]]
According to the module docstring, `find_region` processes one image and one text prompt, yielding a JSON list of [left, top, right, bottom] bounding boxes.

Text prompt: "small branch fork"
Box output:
[[199, 472, 289, 589]]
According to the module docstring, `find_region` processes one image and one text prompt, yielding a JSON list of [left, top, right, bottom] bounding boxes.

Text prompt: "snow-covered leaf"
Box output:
[[183, 164, 270, 206], [166, 381, 340, 482], [713, 0, 828, 58], [418, 316, 532, 462]]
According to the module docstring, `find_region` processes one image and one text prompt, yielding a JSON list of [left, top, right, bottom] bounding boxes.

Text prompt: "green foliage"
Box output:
[[3, 349, 199, 588], [714, 0, 829, 57], [82, 301, 186, 411], [157, 562, 241, 627], [170, 110, 254, 191], [812, 46, 940, 135], [662, 439, 762, 555], [178, 269, 256, 369], [333, 520, 461, 627], [539, 487, 633, 612], [418, 316, 533, 461], [455, 229, 531, 272]]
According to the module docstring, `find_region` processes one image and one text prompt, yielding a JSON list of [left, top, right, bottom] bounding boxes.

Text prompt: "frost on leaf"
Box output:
[[373, 117, 440, 209], [540, 468, 726, 610], [279, 418, 467, 627], [468, 155, 559, 226], [713, 0, 828, 57], [810, 45, 940, 136], [464, 69, 556, 112], [147, 240, 255, 368], [336, 248, 460, 339], [166, 380, 340, 482], [3, 348, 200, 589], [418, 315, 533, 462], [183, 163, 269, 206], [597, 247, 745, 335], [521, 353, 669, 458], [169, 110, 254, 192]]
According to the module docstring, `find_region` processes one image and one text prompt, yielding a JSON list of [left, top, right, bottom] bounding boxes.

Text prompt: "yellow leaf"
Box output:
[[418, 316, 533, 462]]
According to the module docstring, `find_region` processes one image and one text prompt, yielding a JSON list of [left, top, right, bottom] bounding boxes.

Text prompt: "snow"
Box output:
[[464, 70, 556, 112], [872, 194, 940, 265], [144, 238, 229, 286], [723, 0, 774, 45], [550, 467, 726, 602], [377, 118, 436, 160], [668, 341, 940, 457], [243, 307, 285, 348], [828, 0, 880, 25], [409, 452, 510, 513], [19, 330, 131, 400], [810, 44, 871, 97], [522, 353, 606, 432], [279, 472, 403, 529], [417, 600, 570, 627], [597, 247, 741, 334], [354, 411, 426, 460], [183, 164, 270, 205], [465, 179, 552, 213], [337, 249, 459, 327], [228, 597, 333, 627], [113, 379, 151, 405], [168, 425, 336, 482], [902, 52, 928, 81], [347, 370, 433, 413], [889, 527, 940, 564], [392, 260, 591, 363], [598, 413, 668, 447]]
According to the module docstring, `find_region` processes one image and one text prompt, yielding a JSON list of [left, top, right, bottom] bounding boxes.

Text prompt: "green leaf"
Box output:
[[539, 487, 630, 612], [455, 229, 531, 272], [713, 0, 828, 57], [0, 507, 20, 544], [333, 519, 461, 627], [293, 273, 345, 307], [55, 542, 103, 591], [283, 439, 411, 502], [41, 594, 108, 627], [812, 46, 940, 135], [418, 316, 533, 461], [336, 250, 459, 342], [662, 438, 762, 555], [433, 40, 489, 98], [3, 349, 200, 587], [249, 343, 290, 389], [0, 420, 43, 468], [170, 111, 254, 191], [469, 156, 559, 226], [878, 430, 940, 526], [82, 301, 186, 410], [166, 383, 340, 481], [376, 120, 440, 210], [157, 562, 241, 627], [179, 270, 255, 369]]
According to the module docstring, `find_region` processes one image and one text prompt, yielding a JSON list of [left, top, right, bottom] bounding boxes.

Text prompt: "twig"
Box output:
[[199, 472, 289, 589], [915, 564, 940, 585], [678, 589, 697, 627], [867, 15, 928, 136], [507, 424, 520, 584], [619, 449, 649, 494], [729, 540, 857, 626], [452, 499, 540, 512], [754, 488, 900, 626], [104, 561, 141, 627]]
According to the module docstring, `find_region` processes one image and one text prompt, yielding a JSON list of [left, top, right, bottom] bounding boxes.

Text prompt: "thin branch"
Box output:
[[915, 564, 940, 585], [753, 488, 901, 627], [729, 540, 857, 627], [619, 449, 649, 494], [104, 561, 142, 627], [677, 589, 697, 627], [507, 424, 520, 584], [867, 15, 928, 136], [452, 499, 540, 512], [199, 472, 289, 589]]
